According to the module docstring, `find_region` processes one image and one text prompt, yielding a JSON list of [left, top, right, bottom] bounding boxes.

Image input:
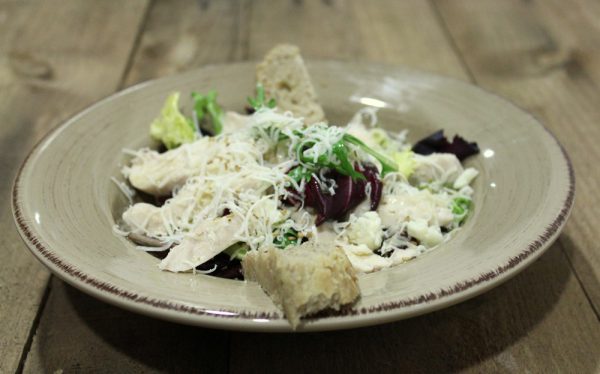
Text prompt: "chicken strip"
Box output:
[[125, 137, 221, 196], [159, 214, 242, 272]]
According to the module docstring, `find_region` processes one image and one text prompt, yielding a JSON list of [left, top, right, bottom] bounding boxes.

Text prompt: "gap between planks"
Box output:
[[13, 1, 156, 372], [427, 0, 477, 83], [15, 282, 52, 374], [117, 0, 156, 90], [427, 0, 600, 322]]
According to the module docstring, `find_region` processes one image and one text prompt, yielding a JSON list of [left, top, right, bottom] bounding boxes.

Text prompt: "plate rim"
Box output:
[[11, 60, 576, 332]]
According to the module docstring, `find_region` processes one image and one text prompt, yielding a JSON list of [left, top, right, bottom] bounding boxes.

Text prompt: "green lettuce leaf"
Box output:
[[191, 90, 224, 135], [392, 150, 416, 178], [223, 242, 248, 260], [451, 197, 472, 224], [150, 92, 195, 149]]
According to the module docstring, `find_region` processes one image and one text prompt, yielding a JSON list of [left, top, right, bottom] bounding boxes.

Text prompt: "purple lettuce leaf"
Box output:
[[412, 130, 479, 161]]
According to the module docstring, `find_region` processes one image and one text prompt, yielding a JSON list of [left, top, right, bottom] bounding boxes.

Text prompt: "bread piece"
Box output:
[[243, 241, 360, 328], [256, 44, 326, 125]]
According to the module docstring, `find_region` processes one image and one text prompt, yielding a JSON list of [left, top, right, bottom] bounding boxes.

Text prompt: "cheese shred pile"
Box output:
[[115, 106, 479, 274]]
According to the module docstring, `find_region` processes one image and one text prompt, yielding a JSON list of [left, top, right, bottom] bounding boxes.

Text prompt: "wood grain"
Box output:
[[247, 0, 469, 80], [0, 1, 149, 372], [22, 278, 229, 374], [20, 1, 237, 371], [124, 0, 468, 86], [242, 0, 456, 77], [124, 0, 250, 86], [5, 0, 600, 372], [119, 0, 600, 370], [229, 0, 600, 371], [229, 244, 600, 373], [433, 0, 600, 317]]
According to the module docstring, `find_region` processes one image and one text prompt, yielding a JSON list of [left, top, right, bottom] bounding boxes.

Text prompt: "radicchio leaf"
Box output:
[[412, 130, 479, 161], [196, 253, 243, 280], [361, 165, 382, 210]]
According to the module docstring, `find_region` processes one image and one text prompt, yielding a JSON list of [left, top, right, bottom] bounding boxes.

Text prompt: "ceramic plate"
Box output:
[[12, 61, 574, 332]]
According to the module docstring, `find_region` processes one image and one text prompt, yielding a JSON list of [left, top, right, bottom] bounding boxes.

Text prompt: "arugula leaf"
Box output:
[[297, 140, 365, 181], [287, 165, 316, 183], [343, 134, 398, 175], [191, 90, 224, 135], [331, 141, 366, 180], [150, 92, 196, 149], [247, 84, 276, 110], [273, 228, 300, 249]]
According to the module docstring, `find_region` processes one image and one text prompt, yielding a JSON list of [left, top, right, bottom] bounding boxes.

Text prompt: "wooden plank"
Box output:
[[229, 244, 600, 373], [433, 0, 600, 316], [246, 0, 468, 79], [0, 1, 148, 373], [124, 0, 468, 85], [14, 0, 599, 372], [123, 0, 250, 86], [21, 1, 237, 372], [223, 0, 600, 371], [23, 278, 229, 373]]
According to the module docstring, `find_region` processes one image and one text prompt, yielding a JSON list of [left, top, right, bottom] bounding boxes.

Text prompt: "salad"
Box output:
[[113, 45, 479, 326], [115, 94, 479, 275]]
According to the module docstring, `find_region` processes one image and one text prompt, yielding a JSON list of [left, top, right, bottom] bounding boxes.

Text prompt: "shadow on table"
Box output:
[[559, 233, 600, 306], [30, 240, 597, 373], [28, 282, 230, 372], [226, 240, 600, 373]]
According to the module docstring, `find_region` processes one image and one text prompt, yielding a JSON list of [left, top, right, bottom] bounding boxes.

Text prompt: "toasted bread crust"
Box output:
[[256, 44, 326, 125], [243, 241, 360, 328]]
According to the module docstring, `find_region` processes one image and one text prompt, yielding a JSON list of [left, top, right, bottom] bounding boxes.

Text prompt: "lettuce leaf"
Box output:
[[451, 197, 472, 223], [223, 242, 248, 260], [412, 130, 479, 161], [192, 90, 224, 135], [150, 92, 195, 149], [392, 150, 416, 178]]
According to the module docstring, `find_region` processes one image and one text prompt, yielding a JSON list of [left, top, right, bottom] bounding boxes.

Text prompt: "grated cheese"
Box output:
[[115, 106, 478, 274]]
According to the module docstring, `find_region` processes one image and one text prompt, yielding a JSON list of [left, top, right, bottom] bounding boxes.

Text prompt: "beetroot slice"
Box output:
[[286, 164, 384, 226], [329, 175, 353, 219], [329, 175, 364, 220], [412, 130, 479, 161], [304, 178, 332, 225]]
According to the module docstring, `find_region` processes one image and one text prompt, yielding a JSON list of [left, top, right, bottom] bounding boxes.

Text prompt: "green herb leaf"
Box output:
[[287, 165, 315, 183], [295, 139, 365, 181], [343, 134, 398, 175], [273, 228, 300, 249], [247, 84, 276, 110], [331, 141, 366, 180], [191, 90, 224, 135]]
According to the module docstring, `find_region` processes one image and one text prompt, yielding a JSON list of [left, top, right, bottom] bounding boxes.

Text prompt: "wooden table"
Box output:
[[2, 1, 599, 372]]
